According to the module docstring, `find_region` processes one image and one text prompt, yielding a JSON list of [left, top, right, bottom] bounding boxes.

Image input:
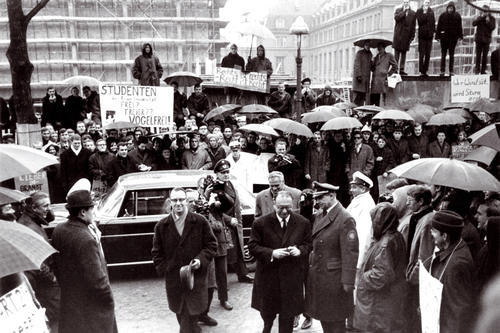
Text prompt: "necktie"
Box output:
[[282, 219, 287, 233]]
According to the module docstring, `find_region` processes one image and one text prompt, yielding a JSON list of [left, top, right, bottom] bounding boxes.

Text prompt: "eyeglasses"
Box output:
[[170, 198, 186, 202]]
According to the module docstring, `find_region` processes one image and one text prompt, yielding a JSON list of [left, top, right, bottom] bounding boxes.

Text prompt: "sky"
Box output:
[[220, 0, 274, 21]]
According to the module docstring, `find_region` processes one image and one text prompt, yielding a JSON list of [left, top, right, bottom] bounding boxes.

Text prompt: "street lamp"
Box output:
[[290, 16, 309, 119]]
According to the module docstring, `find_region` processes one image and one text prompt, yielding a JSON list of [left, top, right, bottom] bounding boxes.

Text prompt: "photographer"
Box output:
[[268, 138, 302, 190]]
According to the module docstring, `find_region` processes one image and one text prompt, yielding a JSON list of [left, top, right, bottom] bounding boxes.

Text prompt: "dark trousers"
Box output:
[[176, 303, 201, 333], [418, 38, 433, 74], [440, 39, 458, 73], [214, 255, 228, 301], [230, 240, 249, 279], [203, 287, 216, 316], [475, 42, 490, 74], [353, 91, 366, 106], [370, 93, 385, 106], [261, 312, 294, 333], [320, 320, 345, 333], [394, 49, 407, 72]]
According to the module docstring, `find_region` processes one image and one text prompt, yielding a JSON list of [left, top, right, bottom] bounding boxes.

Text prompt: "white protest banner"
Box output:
[[0, 282, 49, 333], [419, 259, 443, 333], [14, 171, 49, 195], [451, 75, 490, 103], [214, 67, 268, 93], [99, 84, 173, 129]]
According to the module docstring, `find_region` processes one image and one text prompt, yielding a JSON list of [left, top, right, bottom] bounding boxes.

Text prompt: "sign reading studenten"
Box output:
[[451, 75, 490, 103], [99, 84, 173, 129], [214, 67, 268, 93]]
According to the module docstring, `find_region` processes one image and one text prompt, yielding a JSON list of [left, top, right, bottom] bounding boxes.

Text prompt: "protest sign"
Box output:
[[99, 84, 173, 129], [451, 75, 490, 103], [419, 260, 443, 333], [0, 282, 49, 333], [451, 144, 473, 160], [214, 67, 268, 93], [14, 171, 49, 195]]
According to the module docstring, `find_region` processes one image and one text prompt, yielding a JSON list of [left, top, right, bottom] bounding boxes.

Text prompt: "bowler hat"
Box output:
[[431, 210, 464, 234], [312, 181, 339, 198], [179, 260, 196, 290], [66, 190, 94, 209], [214, 160, 230, 173]]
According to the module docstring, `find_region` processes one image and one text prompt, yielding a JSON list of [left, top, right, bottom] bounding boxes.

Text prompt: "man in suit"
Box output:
[[255, 171, 301, 218], [306, 182, 359, 333], [52, 190, 117, 333], [152, 187, 217, 333], [249, 191, 312, 333], [60, 133, 92, 194]]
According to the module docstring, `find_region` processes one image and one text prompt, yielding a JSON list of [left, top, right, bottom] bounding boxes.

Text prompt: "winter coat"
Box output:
[[428, 140, 451, 158], [408, 134, 429, 158], [64, 95, 85, 130], [305, 202, 359, 321], [88, 151, 115, 183], [316, 88, 338, 106], [473, 14, 496, 44], [108, 155, 138, 186], [406, 209, 435, 284], [388, 138, 411, 165], [416, 7, 435, 40], [255, 186, 301, 218], [267, 91, 292, 117], [424, 240, 474, 333], [371, 51, 397, 94], [84, 91, 101, 124], [492, 48, 500, 80], [249, 212, 312, 317], [221, 52, 245, 69], [393, 6, 417, 51], [304, 141, 330, 183], [173, 91, 188, 123], [59, 148, 92, 193], [128, 147, 155, 168], [268, 153, 302, 189], [327, 139, 350, 206], [41, 93, 64, 127], [296, 89, 317, 112], [353, 49, 372, 93], [373, 145, 395, 176], [354, 203, 407, 333], [246, 45, 273, 78], [206, 146, 227, 168], [182, 148, 212, 170], [52, 216, 117, 333], [436, 3, 463, 42], [476, 217, 500, 292], [151, 212, 217, 315], [187, 93, 209, 118], [132, 43, 163, 86], [346, 143, 374, 179]]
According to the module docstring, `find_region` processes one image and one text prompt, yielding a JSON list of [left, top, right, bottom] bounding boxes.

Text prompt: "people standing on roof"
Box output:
[[132, 43, 163, 86]]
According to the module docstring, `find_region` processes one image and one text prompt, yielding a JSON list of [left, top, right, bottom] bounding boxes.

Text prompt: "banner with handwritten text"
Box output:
[[451, 75, 490, 103], [214, 67, 268, 93]]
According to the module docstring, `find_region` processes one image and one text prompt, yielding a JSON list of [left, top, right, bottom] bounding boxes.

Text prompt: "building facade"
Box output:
[[0, 0, 228, 97]]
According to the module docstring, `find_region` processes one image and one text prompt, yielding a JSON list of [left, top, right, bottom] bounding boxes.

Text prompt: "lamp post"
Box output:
[[290, 16, 309, 120]]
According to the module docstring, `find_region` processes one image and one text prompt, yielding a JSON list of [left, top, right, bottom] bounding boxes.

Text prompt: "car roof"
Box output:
[[116, 170, 212, 190]]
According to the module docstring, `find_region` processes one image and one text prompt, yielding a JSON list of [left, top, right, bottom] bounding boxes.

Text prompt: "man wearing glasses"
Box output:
[[346, 130, 374, 181], [152, 187, 217, 333]]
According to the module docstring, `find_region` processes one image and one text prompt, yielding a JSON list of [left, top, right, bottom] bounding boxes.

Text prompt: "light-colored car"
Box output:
[[48, 170, 256, 267]]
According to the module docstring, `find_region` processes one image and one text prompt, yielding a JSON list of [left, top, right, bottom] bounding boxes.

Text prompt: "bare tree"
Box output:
[[6, 0, 50, 145]]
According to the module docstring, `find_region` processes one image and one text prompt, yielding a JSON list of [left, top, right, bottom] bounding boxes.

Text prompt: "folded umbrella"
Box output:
[[0, 187, 29, 205], [0, 144, 59, 182], [320, 117, 363, 131], [469, 123, 500, 151], [0, 220, 57, 278], [204, 104, 242, 121], [263, 118, 314, 138], [426, 113, 467, 126], [372, 109, 414, 122], [164, 71, 202, 87], [390, 158, 500, 192], [239, 124, 279, 137]]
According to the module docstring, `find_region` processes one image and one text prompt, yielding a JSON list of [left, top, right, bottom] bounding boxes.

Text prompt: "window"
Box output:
[[275, 18, 285, 28], [119, 189, 171, 217], [276, 56, 285, 74]]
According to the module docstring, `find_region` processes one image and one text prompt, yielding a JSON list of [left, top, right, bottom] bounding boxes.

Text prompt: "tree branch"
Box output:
[[25, 0, 50, 23]]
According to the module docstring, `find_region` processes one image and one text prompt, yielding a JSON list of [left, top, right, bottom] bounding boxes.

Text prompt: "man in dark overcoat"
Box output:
[[393, 0, 416, 75], [305, 182, 359, 333], [52, 190, 117, 333], [473, 5, 496, 74], [249, 190, 312, 333], [416, 0, 435, 76], [152, 187, 217, 333], [60, 133, 92, 194], [352, 42, 372, 106]]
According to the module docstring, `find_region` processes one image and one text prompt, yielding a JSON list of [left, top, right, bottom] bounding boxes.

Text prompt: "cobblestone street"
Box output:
[[111, 271, 323, 333]]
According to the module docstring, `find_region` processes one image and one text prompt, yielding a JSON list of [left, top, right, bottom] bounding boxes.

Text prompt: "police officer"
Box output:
[[205, 160, 254, 287], [305, 182, 359, 333]]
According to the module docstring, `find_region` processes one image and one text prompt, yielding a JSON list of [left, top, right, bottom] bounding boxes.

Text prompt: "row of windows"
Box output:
[[313, 0, 375, 25]]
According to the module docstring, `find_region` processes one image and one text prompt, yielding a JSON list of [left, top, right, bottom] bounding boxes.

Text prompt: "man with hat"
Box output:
[[52, 190, 118, 333], [205, 160, 254, 284], [152, 187, 217, 333], [424, 210, 474, 333], [306, 181, 359, 333], [295, 78, 316, 112]]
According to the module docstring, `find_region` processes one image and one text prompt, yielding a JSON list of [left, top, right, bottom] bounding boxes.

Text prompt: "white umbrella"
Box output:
[[0, 144, 59, 182]]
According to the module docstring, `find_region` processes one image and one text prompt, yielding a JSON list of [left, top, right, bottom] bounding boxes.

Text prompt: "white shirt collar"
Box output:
[[275, 213, 291, 225]]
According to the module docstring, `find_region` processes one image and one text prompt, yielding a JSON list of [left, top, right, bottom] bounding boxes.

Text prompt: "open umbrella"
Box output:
[[320, 117, 363, 131], [204, 104, 242, 121], [353, 35, 392, 48], [263, 118, 314, 138], [464, 146, 497, 166], [0, 144, 59, 182], [103, 121, 140, 130], [390, 158, 500, 192], [239, 124, 279, 137], [164, 71, 202, 87], [354, 105, 384, 113], [334, 102, 357, 110], [0, 187, 29, 205], [225, 20, 276, 58], [469, 123, 500, 151], [444, 108, 473, 120], [426, 113, 467, 126], [372, 109, 414, 122], [442, 102, 469, 111], [62, 75, 101, 87], [302, 108, 346, 124], [0, 220, 57, 278], [238, 104, 278, 115], [407, 109, 432, 123], [469, 98, 500, 114]]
